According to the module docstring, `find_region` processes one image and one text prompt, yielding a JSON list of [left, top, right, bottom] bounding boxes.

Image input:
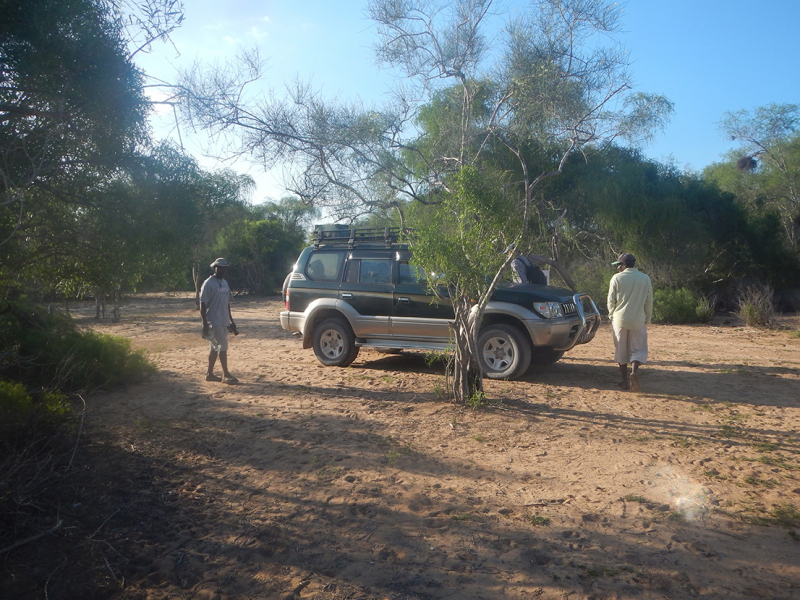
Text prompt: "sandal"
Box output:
[[205, 374, 222, 382], [223, 376, 239, 384]]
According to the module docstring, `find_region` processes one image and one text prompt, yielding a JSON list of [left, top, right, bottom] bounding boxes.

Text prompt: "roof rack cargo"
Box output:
[[312, 226, 407, 249]]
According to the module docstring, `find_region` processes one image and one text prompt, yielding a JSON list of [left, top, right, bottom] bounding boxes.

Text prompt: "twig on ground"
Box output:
[[0, 519, 63, 555], [67, 394, 87, 472], [88, 506, 122, 540]]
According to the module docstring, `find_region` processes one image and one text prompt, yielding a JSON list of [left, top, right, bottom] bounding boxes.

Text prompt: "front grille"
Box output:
[[561, 301, 577, 316]]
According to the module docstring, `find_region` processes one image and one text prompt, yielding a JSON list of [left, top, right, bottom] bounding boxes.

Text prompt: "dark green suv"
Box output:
[[280, 227, 600, 380]]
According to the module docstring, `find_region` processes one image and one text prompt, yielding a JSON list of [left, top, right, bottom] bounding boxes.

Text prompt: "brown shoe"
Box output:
[[629, 373, 641, 393]]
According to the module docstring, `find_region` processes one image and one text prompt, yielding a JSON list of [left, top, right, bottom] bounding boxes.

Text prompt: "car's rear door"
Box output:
[[339, 252, 394, 337]]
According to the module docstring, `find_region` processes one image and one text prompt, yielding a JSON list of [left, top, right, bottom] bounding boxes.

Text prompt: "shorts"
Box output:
[[612, 322, 648, 365], [206, 324, 229, 353]]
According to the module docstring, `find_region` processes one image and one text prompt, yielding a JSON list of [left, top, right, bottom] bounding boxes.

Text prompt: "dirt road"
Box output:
[[72, 294, 800, 599]]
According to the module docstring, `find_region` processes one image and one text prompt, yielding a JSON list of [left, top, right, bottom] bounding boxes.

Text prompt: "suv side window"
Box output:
[[398, 261, 426, 284], [306, 252, 345, 282], [360, 259, 393, 284]]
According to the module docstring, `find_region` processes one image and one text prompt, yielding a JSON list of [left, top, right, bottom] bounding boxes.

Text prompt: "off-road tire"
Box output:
[[477, 324, 532, 380], [312, 318, 360, 367]]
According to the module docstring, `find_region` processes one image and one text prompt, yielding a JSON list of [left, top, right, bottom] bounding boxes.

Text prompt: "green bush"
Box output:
[[653, 288, 713, 324], [0, 380, 69, 439], [0, 300, 155, 392], [737, 284, 777, 328]]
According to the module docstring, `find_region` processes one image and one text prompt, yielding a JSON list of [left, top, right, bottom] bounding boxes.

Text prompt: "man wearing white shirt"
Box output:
[[607, 253, 653, 392], [200, 258, 238, 384]]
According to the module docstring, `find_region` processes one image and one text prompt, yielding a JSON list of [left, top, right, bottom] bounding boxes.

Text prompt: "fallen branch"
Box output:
[[0, 519, 63, 555]]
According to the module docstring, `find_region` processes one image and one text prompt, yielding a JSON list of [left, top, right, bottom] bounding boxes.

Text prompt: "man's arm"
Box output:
[[200, 302, 209, 335], [607, 276, 618, 317]]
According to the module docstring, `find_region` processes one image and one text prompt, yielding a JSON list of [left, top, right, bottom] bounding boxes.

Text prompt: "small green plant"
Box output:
[[466, 389, 488, 410], [753, 442, 781, 452], [472, 435, 487, 442], [740, 503, 800, 530], [584, 565, 618, 578], [719, 425, 741, 439], [743, 475, 777, 487], [387, 450, 402, 465], [527, 514, 551, 526], [737, 284, 778, 328], [653, 288, 713, 324], [757, 455, 797, 470], [622, 494, 648, 503], [432, 384, 448, 400]]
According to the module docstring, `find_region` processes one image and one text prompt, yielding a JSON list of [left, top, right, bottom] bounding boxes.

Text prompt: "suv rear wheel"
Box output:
[[312, 318, 360, 367], [477, 324, 531, 380]]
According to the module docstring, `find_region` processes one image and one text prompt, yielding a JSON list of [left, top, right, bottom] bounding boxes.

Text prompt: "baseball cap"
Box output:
[[611, 253, 635, 266]]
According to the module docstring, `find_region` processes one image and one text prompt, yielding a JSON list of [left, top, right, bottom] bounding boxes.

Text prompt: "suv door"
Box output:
[[392, 260, 453, 341], [339, 254, 394, 337]]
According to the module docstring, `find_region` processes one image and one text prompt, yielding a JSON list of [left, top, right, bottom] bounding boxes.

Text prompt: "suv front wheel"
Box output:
[[477, 324, 531, 380], [312, 318, 360, 367]]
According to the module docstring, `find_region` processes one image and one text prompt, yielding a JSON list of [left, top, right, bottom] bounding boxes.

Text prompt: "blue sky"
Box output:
[[134, 0, 800, 201]]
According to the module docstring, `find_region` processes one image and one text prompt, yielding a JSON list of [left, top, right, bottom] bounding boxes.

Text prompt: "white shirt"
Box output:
[[607, 268, 653, 330]]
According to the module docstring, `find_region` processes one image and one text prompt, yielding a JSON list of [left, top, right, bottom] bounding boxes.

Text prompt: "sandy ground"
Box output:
[[73, 293, 800, 599]]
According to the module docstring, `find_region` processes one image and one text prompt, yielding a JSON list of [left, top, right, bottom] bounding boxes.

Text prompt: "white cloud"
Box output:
[[249, 26, 269, 40], [223, 35, 240, 45]]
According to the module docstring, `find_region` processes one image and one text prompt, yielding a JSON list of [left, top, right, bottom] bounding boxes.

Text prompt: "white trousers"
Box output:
[[612, 322, 648, 365]]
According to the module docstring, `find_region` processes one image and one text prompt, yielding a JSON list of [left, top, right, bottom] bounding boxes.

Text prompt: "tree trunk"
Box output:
[[94, 290, 105, 320], [112, 287, 121, 323], [193, 263, 201, 310], [449, 300, 483, 404]]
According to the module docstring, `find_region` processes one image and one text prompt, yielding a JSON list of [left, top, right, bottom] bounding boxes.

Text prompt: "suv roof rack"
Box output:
[[312, 226, 407, 249]]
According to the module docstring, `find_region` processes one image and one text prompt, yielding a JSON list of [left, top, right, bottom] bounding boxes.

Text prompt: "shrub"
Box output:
[[0, 300, 155, 391], [737, 284, 778, 328], [653, 288, 713, 324], [0, 380, 70, 442]]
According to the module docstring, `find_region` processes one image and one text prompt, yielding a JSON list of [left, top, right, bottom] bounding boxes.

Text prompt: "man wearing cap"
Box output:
[[607, 253, 652, 392], [200, 258, 238, 383]]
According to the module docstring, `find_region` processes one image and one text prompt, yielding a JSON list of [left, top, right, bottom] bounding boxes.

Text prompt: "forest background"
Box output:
[[1, 0, 799, 317]]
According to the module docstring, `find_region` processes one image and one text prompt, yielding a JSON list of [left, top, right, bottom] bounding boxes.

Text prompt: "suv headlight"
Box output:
[[533, 301, 563, 318]]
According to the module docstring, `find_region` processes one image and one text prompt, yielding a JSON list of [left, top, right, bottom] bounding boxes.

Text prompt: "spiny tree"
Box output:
[[0, 0, 149, 205], [1, 0, 186, 299], [408, 166, 519, 403], [707, 104, 799, 249]]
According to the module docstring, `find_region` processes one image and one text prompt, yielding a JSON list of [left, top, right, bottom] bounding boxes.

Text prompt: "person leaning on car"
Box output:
[[607, 253, 652, 392], [200, 258, 238, 384], [507, 244, 548, 285]]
